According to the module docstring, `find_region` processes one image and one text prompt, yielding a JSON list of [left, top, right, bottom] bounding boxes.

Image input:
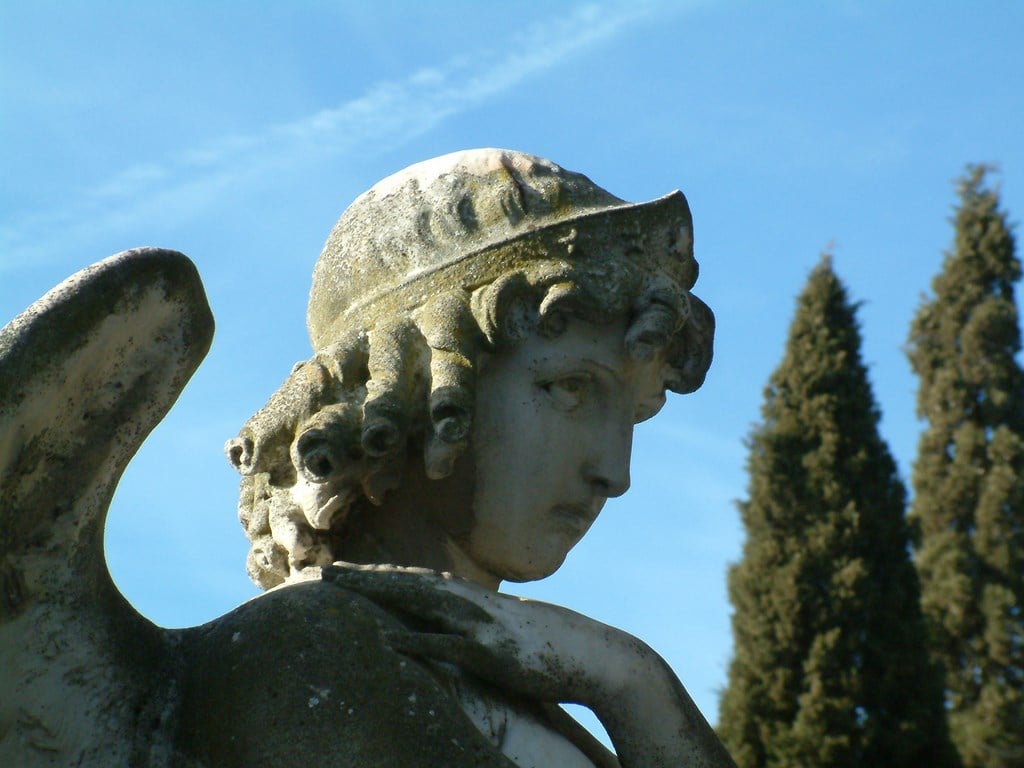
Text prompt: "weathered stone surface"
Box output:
[[0, 151, 734, 767], [0, 248, 212, 767]]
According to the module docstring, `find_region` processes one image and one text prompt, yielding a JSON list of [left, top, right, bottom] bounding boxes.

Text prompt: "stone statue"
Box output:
[[0, 149, 734, 767]]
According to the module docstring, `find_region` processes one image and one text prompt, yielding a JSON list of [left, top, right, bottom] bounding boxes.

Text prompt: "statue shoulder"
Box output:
[[174, 578, 516, 768]]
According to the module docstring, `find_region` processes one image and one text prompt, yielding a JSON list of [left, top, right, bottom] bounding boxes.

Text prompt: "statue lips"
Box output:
[[550, 502, 600, 535]]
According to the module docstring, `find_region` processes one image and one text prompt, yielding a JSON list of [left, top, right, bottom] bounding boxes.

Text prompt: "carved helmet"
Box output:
[[307, 148, 712, 393]]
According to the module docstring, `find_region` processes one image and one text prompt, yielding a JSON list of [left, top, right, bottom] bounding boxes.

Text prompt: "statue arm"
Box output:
[[585, 639, 736, 768], [323, 564, 736, 768]]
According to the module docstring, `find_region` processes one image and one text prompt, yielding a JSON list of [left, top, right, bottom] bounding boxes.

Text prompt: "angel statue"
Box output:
[[0, 149, 734, 767]]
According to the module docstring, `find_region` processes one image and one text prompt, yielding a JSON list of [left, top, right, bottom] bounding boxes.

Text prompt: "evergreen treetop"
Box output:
[[720, 257, 957, 768], [907, 166, 1024, 768]]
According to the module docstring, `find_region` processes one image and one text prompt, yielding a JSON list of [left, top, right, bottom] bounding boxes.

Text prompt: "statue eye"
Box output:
[[541, 373, 592, 410]]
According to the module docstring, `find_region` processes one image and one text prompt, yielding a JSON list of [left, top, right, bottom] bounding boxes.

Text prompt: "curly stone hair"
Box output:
[[226, 150, 714, 589]]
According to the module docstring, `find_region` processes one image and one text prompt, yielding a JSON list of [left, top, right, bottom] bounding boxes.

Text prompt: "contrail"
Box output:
[[1, 1, 685, 272]]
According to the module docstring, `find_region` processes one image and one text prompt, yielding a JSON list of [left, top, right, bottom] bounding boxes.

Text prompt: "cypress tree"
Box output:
[[720, 257, 958, 768], [906, 166, 1024, 768]]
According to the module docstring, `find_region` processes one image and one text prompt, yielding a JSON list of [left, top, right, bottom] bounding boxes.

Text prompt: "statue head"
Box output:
[[227, 149, 714, 588]]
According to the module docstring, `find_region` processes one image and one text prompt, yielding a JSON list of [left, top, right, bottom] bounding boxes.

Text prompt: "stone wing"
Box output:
[[0, 248, 213, 765]]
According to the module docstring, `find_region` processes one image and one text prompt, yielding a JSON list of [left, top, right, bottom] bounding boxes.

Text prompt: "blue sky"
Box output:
[[3, 0, 1023, 733]]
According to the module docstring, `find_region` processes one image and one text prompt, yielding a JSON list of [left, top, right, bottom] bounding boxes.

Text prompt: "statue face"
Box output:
[[454, 314, 668, 584]]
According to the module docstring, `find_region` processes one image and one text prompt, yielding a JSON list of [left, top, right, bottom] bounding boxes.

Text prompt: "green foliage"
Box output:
[[720, 258, 958, 768], [907, 166, 1024, 768]]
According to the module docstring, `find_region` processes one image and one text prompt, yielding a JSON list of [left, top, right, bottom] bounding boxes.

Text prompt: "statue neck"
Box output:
[[339, 452, 502, 591]]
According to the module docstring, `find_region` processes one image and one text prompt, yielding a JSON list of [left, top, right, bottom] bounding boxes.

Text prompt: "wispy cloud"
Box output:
[[1, 0, 689, 272]]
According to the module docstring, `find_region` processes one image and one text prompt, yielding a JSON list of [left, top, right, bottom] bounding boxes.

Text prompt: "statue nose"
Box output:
[[585, 424, 632, 498], [590, 470, 630, 499]]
